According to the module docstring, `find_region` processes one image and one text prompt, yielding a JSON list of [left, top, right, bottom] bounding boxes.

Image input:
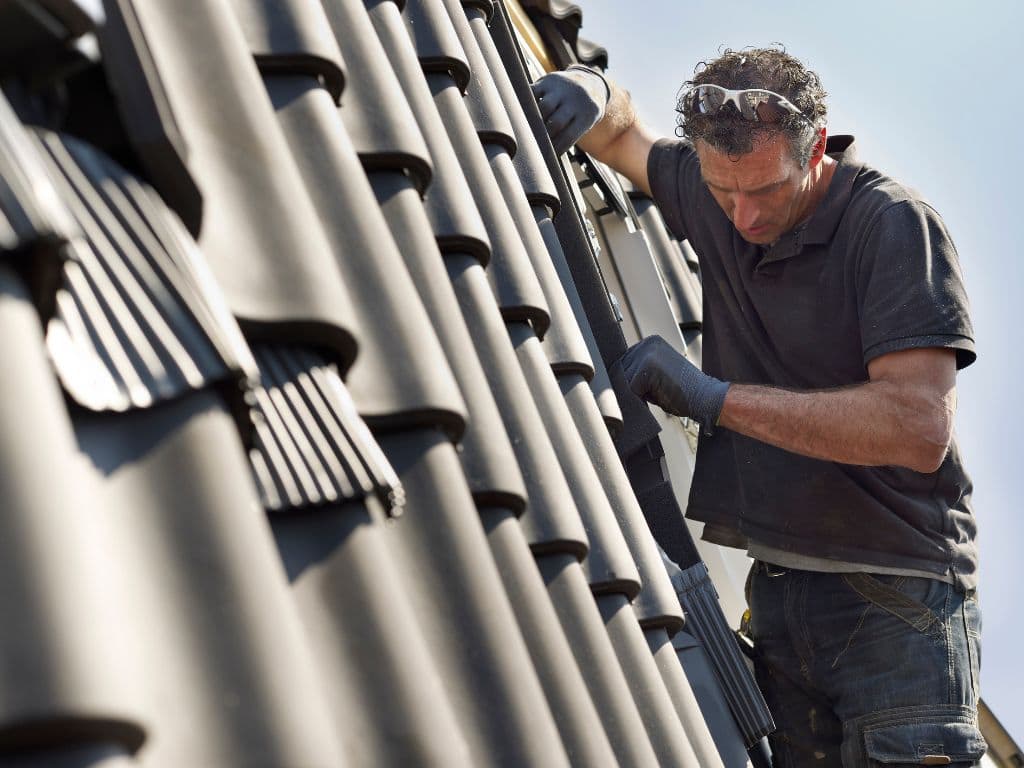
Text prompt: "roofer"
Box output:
[[532, 48, 985, 767]]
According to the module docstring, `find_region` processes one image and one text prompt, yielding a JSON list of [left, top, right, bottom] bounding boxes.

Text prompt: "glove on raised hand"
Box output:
[[616, 335, 730, 433], [530, 65, 610, 154]]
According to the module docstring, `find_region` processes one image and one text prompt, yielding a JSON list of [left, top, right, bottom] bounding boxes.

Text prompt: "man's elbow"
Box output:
[[903, 409, 954, 474]]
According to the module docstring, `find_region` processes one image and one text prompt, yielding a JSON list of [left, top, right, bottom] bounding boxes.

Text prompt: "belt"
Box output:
[[754, 560, 788, 577]]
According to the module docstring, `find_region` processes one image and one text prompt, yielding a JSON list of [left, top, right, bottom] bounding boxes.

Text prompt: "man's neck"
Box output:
[[798, 154, 838, 226]]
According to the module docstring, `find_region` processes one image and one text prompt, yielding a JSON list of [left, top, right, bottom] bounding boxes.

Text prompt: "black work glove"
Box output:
[[530, 65, 610, 154], [616, 335, 730, 433]]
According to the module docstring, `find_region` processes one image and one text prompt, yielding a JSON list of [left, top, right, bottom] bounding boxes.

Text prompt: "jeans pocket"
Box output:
[[841, 573, 945, 637], [852, 704, 987, 766]]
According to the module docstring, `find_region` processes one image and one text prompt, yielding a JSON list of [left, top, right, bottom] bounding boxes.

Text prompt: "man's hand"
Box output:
[[616, 335, 730, 431], [531, 66, 610, 154]]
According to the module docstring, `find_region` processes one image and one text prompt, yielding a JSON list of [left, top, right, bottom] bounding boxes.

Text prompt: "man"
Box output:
[[533, 48, 984, 767]]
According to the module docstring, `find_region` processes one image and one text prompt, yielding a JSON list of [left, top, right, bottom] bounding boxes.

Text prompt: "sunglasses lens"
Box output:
[[693, 85, 725, 114]]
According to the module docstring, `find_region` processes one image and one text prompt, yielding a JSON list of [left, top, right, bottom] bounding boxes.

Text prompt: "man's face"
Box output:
[[695, 131, 815, 245]]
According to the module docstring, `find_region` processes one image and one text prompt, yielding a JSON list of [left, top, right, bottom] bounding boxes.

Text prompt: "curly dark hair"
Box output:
[[675, 46, 828, 165]]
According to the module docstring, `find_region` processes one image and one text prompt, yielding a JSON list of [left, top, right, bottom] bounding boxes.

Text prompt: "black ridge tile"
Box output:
[[270, 497, 475, 767], [377, 428, 572, 768], [519, 0, 582, 26], [402, 0, 470, 90], [372, 171, 527, 511], [448, 254, 587, 555], [510, 323, 639, 594], [480, 509, 620, 768], [647, 628, 727, 768], [432, 80, 550, 334], [517, 0, 581, 70], [249, 344, 404, 515], [472, 3, 560, 212], [229, 0, 346, 102], [98, 0, 361, 372], [324, 0, 432, 191], [575, 36, 608, 70], [74, 391, 347, 767], [538, 553, 661, 768], [0, 265, 145, 754], [267, 74, 467, 434], [560, 374, 686, 631], [0, 91, 78, 320], [369, 0, 490, 264], [597, 593, 702, 767], [36, 130, 257, 427], [445, 0, 516, 153]]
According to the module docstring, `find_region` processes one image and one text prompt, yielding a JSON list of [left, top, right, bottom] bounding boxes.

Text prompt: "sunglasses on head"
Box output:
[[684, 83, 810, 124]]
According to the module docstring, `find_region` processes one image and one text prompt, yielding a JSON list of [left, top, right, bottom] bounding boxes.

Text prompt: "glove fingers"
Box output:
[[551, 114, 591, 155], [532, 84, 561, 120], [544, 103, 576, 150]]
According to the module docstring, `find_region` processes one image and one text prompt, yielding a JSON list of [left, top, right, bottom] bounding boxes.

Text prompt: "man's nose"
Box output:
[[732, 195, 759, 230]]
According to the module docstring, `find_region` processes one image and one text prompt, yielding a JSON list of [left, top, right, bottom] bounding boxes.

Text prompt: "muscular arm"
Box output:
[[717, 347, 957, 473], [576, 80, 660, 196]]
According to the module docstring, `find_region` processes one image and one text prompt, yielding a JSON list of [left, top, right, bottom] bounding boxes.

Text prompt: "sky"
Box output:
[[575, 0, 1024, 744]]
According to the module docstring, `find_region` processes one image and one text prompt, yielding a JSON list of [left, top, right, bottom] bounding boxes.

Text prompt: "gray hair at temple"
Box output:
[[675, 46, 828, 166]]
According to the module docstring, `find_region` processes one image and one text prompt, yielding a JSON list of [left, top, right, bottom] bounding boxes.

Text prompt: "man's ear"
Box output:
[[808, 127, 828, 169]]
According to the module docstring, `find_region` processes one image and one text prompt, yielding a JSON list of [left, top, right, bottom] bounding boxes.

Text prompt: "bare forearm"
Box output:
[[577, 81, 639, 160], [718, 380, 955, 472]]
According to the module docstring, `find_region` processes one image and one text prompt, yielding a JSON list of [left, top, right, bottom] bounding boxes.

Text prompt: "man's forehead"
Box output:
[[694, 134, 794, 188]]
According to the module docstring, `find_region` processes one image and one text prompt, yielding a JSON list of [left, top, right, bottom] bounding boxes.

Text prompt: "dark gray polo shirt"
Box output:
[[647, 135, 979, 591]]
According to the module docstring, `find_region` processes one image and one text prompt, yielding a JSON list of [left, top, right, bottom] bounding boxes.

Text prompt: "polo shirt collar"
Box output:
[[755, 135, 861, 267]]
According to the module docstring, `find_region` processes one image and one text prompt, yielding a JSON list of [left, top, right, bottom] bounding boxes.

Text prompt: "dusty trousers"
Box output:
[[747, 562, 985, 767]]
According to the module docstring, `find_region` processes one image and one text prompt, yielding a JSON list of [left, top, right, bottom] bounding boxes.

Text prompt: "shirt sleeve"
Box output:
[[647, 138, 699, 241], [856, 199, 976, 369]]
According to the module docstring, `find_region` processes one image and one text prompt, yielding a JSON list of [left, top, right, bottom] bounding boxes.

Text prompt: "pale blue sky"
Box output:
[[577, 0, 1023, 742]]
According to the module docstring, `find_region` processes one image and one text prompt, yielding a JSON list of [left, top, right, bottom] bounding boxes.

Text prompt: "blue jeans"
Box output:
[[747, 563, 985, 767]]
